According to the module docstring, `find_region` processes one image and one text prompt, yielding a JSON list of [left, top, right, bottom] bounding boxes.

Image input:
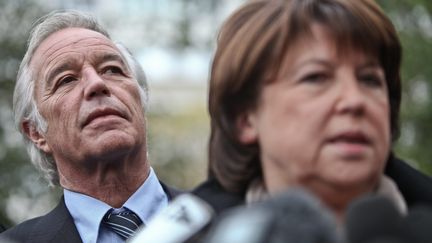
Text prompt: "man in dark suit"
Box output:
[[0, 10, 180, 243]]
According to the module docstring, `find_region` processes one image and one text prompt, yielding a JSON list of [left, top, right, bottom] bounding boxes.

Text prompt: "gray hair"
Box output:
[[13, 10, 149, 186]]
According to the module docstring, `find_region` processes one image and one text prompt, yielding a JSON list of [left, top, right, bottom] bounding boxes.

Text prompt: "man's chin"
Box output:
[[87, 136, 138, 156]]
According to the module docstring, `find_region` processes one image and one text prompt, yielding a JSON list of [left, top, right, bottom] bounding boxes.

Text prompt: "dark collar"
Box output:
[[192, 178, 245, 215], [160, 181, 184, 200]]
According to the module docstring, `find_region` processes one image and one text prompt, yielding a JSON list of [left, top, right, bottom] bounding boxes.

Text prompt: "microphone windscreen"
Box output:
[[364, 238, 407, 243], [402, 204, 432, 243], [205, 188, 343, 243], [129, 194, 214, 243], [204, 207, 274, 243], [345, 195, 406, 243]]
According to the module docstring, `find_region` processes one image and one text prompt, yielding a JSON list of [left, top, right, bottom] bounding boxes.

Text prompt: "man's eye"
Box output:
[[103, 66, 124, 75], [58, 75, 77, 85]]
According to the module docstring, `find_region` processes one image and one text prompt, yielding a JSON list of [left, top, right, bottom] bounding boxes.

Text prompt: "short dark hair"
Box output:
[[208, 0, 402, 193]]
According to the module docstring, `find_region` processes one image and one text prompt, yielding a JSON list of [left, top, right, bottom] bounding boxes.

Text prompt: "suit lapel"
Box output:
[[24, 183, 180, 242], [29, 196, 82, 243]]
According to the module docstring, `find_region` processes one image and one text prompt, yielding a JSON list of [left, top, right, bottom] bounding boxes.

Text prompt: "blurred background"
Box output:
[[0, 0, 431, 228]]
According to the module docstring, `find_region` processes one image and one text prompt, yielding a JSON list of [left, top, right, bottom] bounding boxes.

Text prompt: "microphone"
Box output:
[[345, 195, 408, 243], [204, 188, 344, 243], [401, 204, 432, 243], [129, 194, 214, 243]]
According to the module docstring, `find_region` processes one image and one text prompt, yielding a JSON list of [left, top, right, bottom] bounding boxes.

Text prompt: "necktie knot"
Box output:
[[102, 209, 143, 239]]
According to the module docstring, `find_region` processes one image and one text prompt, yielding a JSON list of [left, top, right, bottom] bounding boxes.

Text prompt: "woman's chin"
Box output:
[[321, 168, 380, 192]]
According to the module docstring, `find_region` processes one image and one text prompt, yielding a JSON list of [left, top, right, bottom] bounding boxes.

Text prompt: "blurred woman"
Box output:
[[194, 0, 432, 222]]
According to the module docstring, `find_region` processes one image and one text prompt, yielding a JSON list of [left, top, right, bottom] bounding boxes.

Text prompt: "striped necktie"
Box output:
[[102, 209, 143, 239]]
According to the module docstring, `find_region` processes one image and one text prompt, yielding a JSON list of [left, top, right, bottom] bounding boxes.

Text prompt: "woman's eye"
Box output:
[[359, 74, 384, 88], [300, 72, 329, 84]]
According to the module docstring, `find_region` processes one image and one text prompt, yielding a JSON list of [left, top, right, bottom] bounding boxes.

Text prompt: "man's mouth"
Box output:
[[83, 108, 127, 127]]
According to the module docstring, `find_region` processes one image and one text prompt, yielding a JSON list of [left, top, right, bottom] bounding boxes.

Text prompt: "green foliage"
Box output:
[[0, 0, 55, 229], [146, 88, 209, 189], [0, 0, 213, 227], [377, 0, 432, 175], [1, 0, 432, 230]]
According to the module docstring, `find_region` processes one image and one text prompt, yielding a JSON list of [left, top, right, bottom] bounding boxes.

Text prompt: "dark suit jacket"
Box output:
[[0, 183, 182, 243], [193, 156, 432, 215], [385, 156, 432, 207], [0, 224, 6, 233]]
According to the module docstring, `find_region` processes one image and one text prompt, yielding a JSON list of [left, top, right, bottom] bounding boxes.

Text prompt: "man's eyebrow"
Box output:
[[45, 53, 127, 87], [96, 53, 127, 66], [47, 62, 74, 88]]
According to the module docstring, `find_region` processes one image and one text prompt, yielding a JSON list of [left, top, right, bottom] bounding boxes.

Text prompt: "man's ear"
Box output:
[[236, 112, 258, 145], [22, 121, 51, 154]]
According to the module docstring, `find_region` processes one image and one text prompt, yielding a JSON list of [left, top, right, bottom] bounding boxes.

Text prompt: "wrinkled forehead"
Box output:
[[30, 27, 121, 70]]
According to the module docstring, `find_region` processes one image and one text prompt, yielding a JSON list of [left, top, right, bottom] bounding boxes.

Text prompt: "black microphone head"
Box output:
[[264, 189, 343, 243], [402, 204, 432, 243], [345, 195, 407, 243], [204, 188, 343, 243], [362, 238, 408, 243]]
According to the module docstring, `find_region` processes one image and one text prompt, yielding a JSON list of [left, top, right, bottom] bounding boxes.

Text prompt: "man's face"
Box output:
[[30, 27, 147, 167]]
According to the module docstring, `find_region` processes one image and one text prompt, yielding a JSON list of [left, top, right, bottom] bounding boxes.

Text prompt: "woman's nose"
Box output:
[[83, 67, 110, 99], [335, 77, 366, 116]]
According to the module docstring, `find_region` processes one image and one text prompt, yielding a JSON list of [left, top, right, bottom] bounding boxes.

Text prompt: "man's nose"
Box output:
[[83, 67, 110, 99]]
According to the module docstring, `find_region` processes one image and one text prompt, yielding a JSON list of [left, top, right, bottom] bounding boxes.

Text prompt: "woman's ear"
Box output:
[[22, 121, 52, 154], [236, 112, 258, 144]]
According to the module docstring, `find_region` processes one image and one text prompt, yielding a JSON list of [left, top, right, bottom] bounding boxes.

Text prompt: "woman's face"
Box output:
[[238, 25, 391, 197]]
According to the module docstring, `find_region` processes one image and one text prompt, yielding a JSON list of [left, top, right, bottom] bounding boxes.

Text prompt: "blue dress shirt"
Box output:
[[64, 167, 168, 243]]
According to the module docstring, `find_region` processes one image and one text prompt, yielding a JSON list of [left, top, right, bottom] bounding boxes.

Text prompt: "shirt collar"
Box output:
[[64, 167, 168, 243], [123, 167, 169, 224], [64, 188, 110, 243]]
